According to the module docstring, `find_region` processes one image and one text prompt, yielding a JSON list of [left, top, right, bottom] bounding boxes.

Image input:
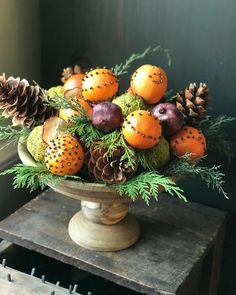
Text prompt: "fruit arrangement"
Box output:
[[0, 46, 234, 204]]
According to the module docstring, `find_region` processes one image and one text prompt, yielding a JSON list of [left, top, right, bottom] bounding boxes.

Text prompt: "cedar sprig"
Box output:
[[0, 112, 5, 122], [41, 90, 85, 115], [0, 125, 30, 151], [35, 81, 85, 115], [97, 131, 137, 170], [200, 115, 236, 161], [136, 148, 161, 170], [163, 154, 228, 199], [0, 163, 83, 193], [114, 171, 187, 206], [67, 118, 104, 148], [112, 45, 171, 76]]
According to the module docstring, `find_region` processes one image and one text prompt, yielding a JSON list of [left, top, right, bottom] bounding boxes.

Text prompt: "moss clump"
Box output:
[[112, 92, 146, 117], [48, 85, 64, 98], [27, 125, 46, 162], [152, 137, 170, 169]]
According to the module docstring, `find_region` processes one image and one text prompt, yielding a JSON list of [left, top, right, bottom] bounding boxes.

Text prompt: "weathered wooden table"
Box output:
[[0, 189, 227, 295]]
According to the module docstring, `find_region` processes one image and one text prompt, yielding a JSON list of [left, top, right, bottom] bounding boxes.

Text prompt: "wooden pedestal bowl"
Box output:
[[18, 141, 140, 252], [18, 142, 179, 251]]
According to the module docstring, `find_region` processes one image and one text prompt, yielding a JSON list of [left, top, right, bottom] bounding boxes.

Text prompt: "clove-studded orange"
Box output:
[[122, 110, 162, 149], [170, 126, 206, 161], [64, 73, 85, 100], [45, 133, 84, 176], [130, 64, 167, 105], [81, 68, 118, 102]]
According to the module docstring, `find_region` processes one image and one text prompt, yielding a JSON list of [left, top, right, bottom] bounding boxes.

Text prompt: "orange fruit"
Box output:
[[170, 126, 206, 161], [122, 110, 162, 149], [130, 64, 167, 105], [81, 68, 118, 102], [45, 133, 84, 176], [64, 73, 85, 100], [59, 99, 93, 123]]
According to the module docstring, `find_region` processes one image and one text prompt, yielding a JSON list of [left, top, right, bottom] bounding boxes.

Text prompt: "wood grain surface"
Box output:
[[0, 189, 227, 295]]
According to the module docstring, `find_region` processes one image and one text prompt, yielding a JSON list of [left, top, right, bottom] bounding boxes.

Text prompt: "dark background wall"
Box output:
[[40, 0, 236, 294]]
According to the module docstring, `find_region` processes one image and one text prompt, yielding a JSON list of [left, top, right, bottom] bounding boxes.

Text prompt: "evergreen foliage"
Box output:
[[114, 171, 186, 205], [0, 163, 83, 193]]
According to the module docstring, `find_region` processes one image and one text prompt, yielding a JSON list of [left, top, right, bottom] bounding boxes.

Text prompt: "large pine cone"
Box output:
[[176, 82, 210, 126], [61, 65, 82, 83], [85, 142, 137, 184], [0, 74, 57, 128]]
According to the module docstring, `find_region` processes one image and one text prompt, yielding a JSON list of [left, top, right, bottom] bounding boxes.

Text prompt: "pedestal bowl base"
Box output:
[[68, 211, 140, 251]]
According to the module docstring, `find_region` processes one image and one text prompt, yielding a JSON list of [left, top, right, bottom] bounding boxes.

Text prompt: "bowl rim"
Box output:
[[18, 140, 179, 202], [18, 140, 123, 193]]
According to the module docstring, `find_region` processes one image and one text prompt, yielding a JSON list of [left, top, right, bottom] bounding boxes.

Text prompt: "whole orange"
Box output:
[[81, 68, 118, 102], [130, 64, 167, 105], [170, 126, 206, 161], [64, 73, 85, 100], [122, 110, 162, 149]]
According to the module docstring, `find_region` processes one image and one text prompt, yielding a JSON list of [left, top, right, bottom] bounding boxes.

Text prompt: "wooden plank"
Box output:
[[207, 220, 227, 295], [0, 241, 14, 254], [0, 189, 227, 295], [0, 264, 81, 295]]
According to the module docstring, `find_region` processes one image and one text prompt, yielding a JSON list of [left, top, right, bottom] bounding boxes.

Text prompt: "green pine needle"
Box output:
[[114, 171, 186, 205], [0, 163, 83, 193], [200, 115, 236, 161], [163, 155, 228, 199], [112, 45, 171, 76]]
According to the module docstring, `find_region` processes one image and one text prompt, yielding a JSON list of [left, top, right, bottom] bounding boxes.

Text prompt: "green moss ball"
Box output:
[[27, 125, 46, 162], [48, 85, 64, 98], [112, 93, 146, 117], [151, 137, 170, 169]]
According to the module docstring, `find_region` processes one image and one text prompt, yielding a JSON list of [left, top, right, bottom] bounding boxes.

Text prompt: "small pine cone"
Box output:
[[85, 142, 137, 184], [61, 64, 83, 83], [0, 74, 57, 128], [176, 82, 210, 126]]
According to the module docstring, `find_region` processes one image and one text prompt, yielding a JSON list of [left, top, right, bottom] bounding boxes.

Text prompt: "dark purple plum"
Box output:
[[151, 103, 184, 137], [92, 102, 123, 133]]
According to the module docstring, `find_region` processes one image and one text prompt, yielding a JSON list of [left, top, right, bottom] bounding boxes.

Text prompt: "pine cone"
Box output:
[[85, 142, 137, 184], [0, 74, 57, 128], [61, 65, 82, 83], [176, 82, 210, 126]]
